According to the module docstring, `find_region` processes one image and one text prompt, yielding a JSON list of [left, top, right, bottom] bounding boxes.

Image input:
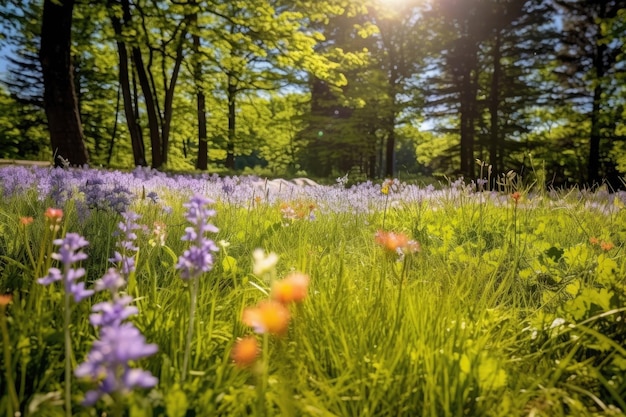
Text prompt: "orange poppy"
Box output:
[[231, 336, 259, 368], [272, 272, 310, 304], [243, 300, 290, 336]]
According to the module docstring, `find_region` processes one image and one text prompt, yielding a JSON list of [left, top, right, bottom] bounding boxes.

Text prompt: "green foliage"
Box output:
[[1, 174, 626, 415]]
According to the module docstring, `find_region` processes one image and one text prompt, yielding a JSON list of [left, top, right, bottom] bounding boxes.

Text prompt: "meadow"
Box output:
[[0, 165, 625, 417]]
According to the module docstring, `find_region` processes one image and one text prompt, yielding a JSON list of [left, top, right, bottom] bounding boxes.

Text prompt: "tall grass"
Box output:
[[0, 168, 624, 416]]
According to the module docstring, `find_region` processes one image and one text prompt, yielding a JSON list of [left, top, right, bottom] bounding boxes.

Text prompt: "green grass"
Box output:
[[0, 181, 625, 417]]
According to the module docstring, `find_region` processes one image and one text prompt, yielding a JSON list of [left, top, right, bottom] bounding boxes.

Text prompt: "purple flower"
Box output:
[[90, 296, 138, 328], [51, 233, 89, 265], [109, 211, 141, 276], [176, 194, 219, 280], [94, 268, 126, 293], [38, 233, 94, 303], [75, 323, 158, 405]]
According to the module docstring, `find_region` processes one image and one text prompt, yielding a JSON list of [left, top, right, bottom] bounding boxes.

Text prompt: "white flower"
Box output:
[[549, 317, 566, 329], [252, 249, 278, 276]]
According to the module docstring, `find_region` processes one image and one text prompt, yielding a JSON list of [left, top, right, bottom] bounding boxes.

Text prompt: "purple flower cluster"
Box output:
[[38, 233, 94, 302], [176, 194, 219, 280], [75, 323, 158, 405], [109, 211, 141, 276], [75, 212, 158, 406], [79, 178, 132, 214]]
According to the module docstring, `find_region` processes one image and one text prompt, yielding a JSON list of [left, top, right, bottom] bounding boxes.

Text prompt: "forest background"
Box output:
[[0, 0, 625, 187]]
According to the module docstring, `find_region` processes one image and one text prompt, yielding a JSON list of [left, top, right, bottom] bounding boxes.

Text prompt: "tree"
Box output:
[[107, 0, 189, 168], [368, 0, 427, 177], [39, 0, 89, 166], [554, 0, 626, 186]]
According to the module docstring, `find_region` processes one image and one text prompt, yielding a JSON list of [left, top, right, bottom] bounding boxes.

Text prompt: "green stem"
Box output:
[[182, 276, 198, 383], [394, 256, 410, 334], [256, 333, 270, 417], [382, 193, 389, 229], [1, 305, 20, 414], [63, 277, 72, 417], [22, 226, 36, 272]]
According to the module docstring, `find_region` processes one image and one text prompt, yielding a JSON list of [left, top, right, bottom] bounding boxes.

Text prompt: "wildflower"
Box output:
[[405, 240, 422, 254], [271, 272, 310, 304], [89, 296, 138, 328], [95, 268, 126, 293], [19, 216, 34, 226], [109, 211, 141, 276], [231, 336, 260, 368], [44, 207, 63, 221], [511, 191, 521, 204], [146, 191, 159, 203], [75, 323, 158, 405], [0, 293, 12, 306], [150, 221, 167, 247], [44, 207, 63, 231], [38, 233, 94, 302], [600, 241, 614, 251], [252, 248, 279, 276], [381, 180, 391, 195], [176, 194, 219, 280], [589, 237, 600, 245], [375, 230, 409, 252], [243, 300, 290, 336]]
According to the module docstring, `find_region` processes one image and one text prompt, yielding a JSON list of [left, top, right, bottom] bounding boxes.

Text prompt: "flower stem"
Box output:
[[182, 276, 198, 383], [256, 333, 270, 417], [63, 283, 72, 417], [0, 305, 20, 414]]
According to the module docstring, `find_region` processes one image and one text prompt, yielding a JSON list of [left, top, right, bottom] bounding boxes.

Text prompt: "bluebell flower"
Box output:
[[94, 268, 126, 293], [75, 323, 158, 405], [176, 195, 219, 280], [90, 296, 138, 328], [38, 233, 94, 302], [146, 191, 159, 203], [109, 211, 141, 276]]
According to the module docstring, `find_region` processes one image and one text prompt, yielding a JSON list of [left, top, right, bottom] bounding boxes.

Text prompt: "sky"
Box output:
[[0, 44, 14, 79]]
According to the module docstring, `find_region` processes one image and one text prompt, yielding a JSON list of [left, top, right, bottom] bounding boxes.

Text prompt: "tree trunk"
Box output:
[[160, 30, 186, 166], [39, 0, 88, 167], [489, 32, 502, 175], [226, 75, 236, 170], [109, 5, 147, 166], [384, 114, 395, 177], [192, 13, 208, 171], [458, 42, 477, 179], [588, 35, 607, 186]]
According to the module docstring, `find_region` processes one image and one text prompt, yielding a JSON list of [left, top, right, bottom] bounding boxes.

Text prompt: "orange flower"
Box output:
[[243, 300, 290, 336], [511, 192, 521, 203], [0, 293, 12, 306], [19, 216, 34, 226], [231, 336, 259, 368], [589, 237, 600, 245], [600, 241, 614, 251], [44, 208, 63, 221], [272, 272, 310, 304], [375, 230, 409, 252]]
